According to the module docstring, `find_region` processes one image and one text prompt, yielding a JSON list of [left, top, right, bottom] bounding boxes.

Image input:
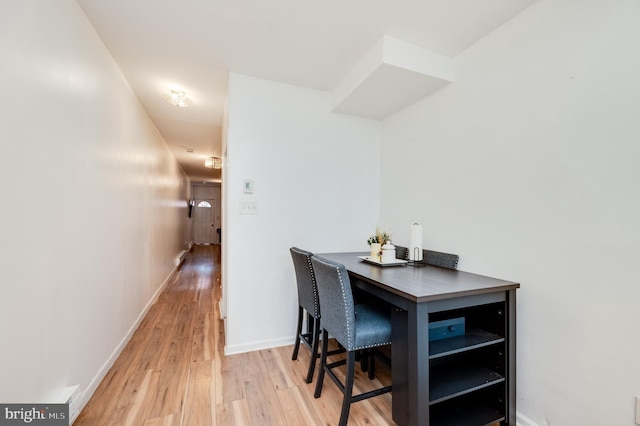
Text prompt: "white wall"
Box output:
[[224, 73, 381, 354], [379, 0, 640, 425], [0, 0, 191, 412]]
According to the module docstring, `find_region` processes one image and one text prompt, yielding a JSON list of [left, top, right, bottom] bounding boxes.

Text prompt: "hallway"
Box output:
[[75, 245, 394, 425]]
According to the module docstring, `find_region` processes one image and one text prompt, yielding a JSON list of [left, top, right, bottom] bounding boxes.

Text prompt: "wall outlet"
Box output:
[[635, 395, 640, 425]]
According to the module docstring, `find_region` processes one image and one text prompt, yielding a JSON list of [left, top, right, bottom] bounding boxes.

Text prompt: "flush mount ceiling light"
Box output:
[[204, 156, 222, 169], [164, 90, 192, 107]]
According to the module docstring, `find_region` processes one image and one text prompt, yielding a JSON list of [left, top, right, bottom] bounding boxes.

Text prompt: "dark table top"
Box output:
[[317, 252, 520, 303]]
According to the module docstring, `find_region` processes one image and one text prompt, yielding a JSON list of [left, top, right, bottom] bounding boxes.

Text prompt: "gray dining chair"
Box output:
[[395, 245, 409, 260], [289, 247, 322, 383], [290, 247, 343, 383], [311, 255, 392, 426], [423, 249, 459, 270], [395, 245, 459, 270]]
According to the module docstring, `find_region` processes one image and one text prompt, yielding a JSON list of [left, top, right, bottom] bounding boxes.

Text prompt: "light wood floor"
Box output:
[[75, 244, 395, 425]]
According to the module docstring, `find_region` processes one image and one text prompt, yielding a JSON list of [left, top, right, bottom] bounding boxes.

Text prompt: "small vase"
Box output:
[[381, 241, 396, 263], [370, 243, 381, 261]]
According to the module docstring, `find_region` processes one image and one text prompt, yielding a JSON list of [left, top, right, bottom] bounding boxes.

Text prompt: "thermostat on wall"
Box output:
[[243, 179, 254, 194]]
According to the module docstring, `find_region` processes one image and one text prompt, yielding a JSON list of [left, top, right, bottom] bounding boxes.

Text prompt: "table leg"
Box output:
[[506, 289, 517, 425], [391, 303, 429, 426]]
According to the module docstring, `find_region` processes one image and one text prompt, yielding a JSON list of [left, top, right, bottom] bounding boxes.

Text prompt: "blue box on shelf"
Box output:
[[428, 317, 465, 341]]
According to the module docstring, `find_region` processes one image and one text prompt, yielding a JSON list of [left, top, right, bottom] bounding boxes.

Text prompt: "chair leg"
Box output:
[[368, 350, 375, 380], [305, 318, 321, 383], [305, 312, 315, 335], [314, 330, 329, 398], [291, 306, 303, 360], [339, 351, 357, 426], [359, 349, 368, 372]]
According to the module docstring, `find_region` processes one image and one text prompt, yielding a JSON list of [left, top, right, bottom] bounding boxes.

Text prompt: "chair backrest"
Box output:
[[395, 245, 459, 269], [395, 245, 409, 260], [310, 255, 356, 350], [290, 247, 320, 318], [423, 249, 459, 270]]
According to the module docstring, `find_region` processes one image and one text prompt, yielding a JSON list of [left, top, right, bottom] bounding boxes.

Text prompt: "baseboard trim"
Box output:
[[517, 412, 538, 426], [73, 265, 180, 421], [224, 335, 294, 356], [174, 249, 189, 267], [218, 298, 226, 319]]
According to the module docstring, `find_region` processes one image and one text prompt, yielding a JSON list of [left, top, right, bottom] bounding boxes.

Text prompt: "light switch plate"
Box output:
[[240, 201, 258, 215]]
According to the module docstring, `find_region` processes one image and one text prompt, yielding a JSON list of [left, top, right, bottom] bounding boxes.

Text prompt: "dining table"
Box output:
[[317, 252, 520, 426]]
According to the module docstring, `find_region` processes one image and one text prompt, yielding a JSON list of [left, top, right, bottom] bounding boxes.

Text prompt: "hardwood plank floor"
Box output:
[[76, 245, 395, 425]]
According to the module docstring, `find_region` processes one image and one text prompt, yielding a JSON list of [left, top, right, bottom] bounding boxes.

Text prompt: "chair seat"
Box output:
[[352, 304, 391, 350]]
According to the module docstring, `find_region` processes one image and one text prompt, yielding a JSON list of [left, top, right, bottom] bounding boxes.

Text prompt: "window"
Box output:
[[197, 201, 212, 208]]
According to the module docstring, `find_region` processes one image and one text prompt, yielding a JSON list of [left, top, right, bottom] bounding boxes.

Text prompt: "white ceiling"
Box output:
[[76, 0, 536, 183]]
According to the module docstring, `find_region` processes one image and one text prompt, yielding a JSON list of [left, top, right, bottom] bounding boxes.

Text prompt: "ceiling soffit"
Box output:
[[332, 36, 454, 120]]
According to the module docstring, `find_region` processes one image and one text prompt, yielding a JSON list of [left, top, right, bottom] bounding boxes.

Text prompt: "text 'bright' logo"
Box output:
[[4, 407, 47, 423], [1, 404, 67, 425]]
